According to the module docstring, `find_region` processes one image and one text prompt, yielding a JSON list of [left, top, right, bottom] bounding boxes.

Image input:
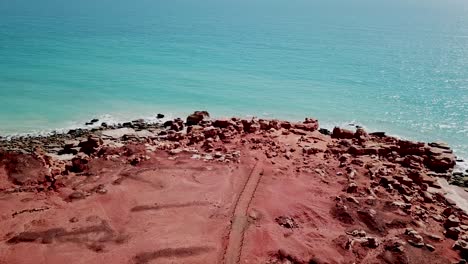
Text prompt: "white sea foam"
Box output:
[[0, 111, 178, 140]]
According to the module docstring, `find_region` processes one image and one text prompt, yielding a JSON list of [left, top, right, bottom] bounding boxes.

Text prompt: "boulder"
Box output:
[[319, 128, 331, 135], [68, 154, 90, 173], [203, 126, 219, 138], [59, 140, 80, 155], [349, 146, 379, 156], [397, 140, 426, 156], [170, 122, 183, 132], [370, 132, 386, 138], [303, 145, 325, 155], [78, 136, 103, 155], [249, 122, 261, 133], [425, 150, 456, 173], [446, 227, 462, 240], [445, 215, 461, 229], [354, 128, 368, 140], [269, 120, 282, 130], [429, 141, 451, 150], [213, 119, 234, 129], [258, 119, 271, 130], [280, 121, 292, 130], [331, 127, 354, 139], [186, 111, 210, 126], [293, 118, 319, 132], [163, 120, 174, 128]]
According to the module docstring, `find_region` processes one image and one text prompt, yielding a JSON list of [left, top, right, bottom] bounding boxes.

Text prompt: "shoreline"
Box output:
[[2, 111, 467, 187], [1, 110, 466, 158], [1, 110, 468, 263]]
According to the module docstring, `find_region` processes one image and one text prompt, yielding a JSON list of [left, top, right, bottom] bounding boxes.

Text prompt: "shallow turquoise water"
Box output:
[[0, 0, 467, 159]]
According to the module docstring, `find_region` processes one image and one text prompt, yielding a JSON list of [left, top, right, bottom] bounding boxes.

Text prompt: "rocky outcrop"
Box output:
[[0, 151, 48, 186], [292, 118, 319, 132], [425, 143, 457, 173], [0, 113, 466, 264]]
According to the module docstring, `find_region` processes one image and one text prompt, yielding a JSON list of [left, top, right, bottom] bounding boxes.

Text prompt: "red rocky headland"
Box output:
[[0, 111, 467, 264]]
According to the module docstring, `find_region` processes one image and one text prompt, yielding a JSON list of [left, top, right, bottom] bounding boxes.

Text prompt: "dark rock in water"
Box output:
[[429, 141, 451, 150], [132, 119, 144, 124], [67, 129, 86, 137], [319, 128, 331, 135], [85, 119, 99, 126], [157, 113, 165, 119], [186, 111, 210, 126], [122, 122, 133, 128], [370, 132, 386, 137], [101, 122, 108, 128]]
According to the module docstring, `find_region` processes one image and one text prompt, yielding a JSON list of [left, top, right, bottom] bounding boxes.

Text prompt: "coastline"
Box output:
[[2, 111, 467, 186], [1, 111, 468, 263]]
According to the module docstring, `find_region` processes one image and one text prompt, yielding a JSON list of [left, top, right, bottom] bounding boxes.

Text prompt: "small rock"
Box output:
[[347, 229, 367, 237], [365, 237, 379, 248], [169, 149, 183, 155], [426, 233, 443, 242], [275, 216, 298, 229], [445, 215, 461, 229], [408, 239, 425, 248], [319, 128, 331, 135], [446, 227, 462, 240], [346, 182, 358, 193], [68, 192, 85, 201], [425, 243, 435, 252], [346, 196, 360, 204]]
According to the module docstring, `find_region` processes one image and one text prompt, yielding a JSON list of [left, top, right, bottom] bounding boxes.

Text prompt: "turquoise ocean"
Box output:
[[0, 0, 467, 162]]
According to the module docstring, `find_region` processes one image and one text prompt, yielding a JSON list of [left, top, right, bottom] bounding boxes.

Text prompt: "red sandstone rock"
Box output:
[[332, 127, 355, 139], [213, 119, 234, 129], [354, 127, 369, 140], [292, 119, 318, 132], [0, 152, 48, 186], [68, 154, 90, 173], [78, 136, 103, 155], [425, 150, 456, 172]]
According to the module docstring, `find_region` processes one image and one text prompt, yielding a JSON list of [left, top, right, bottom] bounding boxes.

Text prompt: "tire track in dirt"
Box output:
[[222, 160, 264, 264]]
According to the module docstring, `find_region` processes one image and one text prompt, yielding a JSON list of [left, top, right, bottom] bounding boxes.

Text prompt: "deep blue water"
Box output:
[[0, 0, 467, 159]]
